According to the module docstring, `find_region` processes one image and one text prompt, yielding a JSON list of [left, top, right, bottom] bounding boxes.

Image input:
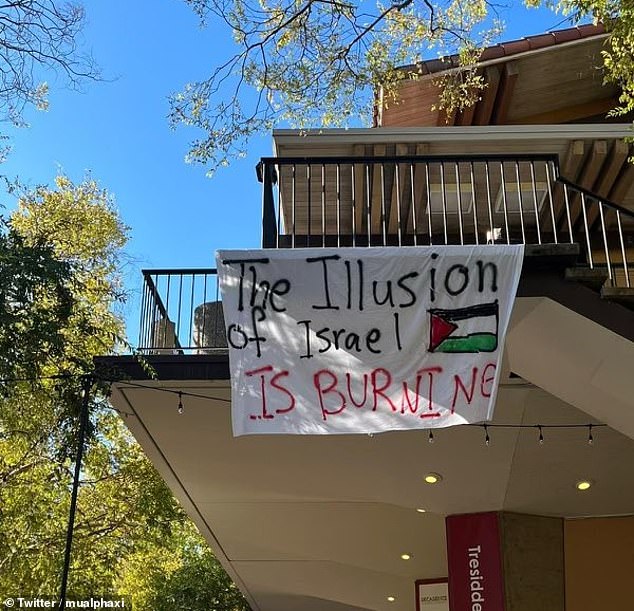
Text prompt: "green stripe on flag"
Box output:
[[435, 333, 498, 353]]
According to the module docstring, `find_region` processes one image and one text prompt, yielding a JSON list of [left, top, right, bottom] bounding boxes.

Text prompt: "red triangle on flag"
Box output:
[[429, 314, 458, 351]]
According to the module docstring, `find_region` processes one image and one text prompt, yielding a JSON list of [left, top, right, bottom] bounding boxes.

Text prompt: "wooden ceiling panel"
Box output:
[[473, 66, 501, 125], [380, 34, 619, 127], [492, 62, 520, 125]]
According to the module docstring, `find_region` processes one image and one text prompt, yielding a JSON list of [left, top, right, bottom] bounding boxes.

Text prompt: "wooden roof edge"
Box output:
[[396, 24, 608, 79]]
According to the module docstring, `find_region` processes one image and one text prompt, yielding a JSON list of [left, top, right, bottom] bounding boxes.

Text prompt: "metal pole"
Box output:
[[58, 375, 92, 609]]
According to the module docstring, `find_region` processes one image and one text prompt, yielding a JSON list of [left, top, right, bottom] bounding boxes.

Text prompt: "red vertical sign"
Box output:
[[446, 512, 506, 611]]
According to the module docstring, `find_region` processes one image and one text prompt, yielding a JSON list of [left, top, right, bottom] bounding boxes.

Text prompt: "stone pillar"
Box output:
[[446, 512, 564, 611]]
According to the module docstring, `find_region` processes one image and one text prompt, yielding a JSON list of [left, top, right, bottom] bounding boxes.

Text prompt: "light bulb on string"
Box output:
[[588, 424, 594, 446], [428, 430, 434, 444], [484, 424, 490, 447], [538, 425, 544, 445], [177, 392, 184, 415]]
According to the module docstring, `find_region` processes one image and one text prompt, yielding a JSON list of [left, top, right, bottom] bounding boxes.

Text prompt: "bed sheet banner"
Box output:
[[216, 245, 524, 436]]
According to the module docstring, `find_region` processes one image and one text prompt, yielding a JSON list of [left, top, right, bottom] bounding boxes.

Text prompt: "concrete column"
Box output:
[[446, 512, 564, 611]]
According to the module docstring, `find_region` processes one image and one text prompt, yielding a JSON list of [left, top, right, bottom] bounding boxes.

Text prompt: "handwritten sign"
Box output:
[[217, 246, 524, 436]]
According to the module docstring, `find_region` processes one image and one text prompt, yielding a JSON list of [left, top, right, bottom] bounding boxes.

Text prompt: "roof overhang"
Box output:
[[102, 268, 634, 610]]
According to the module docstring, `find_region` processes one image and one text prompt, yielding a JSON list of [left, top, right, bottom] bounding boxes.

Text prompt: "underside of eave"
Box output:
[[377, 31, 623, 129]]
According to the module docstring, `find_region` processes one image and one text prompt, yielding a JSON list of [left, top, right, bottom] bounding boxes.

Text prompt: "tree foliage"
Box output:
[[0, 0, 96, 121], [170, 0, 634, 173], [572, 0, 634, 116], [117, 521, 250, 611], [0, 1, 98, 124], [0, 177, 250, 610]]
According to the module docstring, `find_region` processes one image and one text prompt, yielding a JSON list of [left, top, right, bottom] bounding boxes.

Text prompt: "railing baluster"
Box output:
[[425, 162, 432, 245], [321, 163, 326, 247], [529, 161, 541, 245], [616, 210, 631, 288], [164, 274, 171, 348], [351, 163, 357, 247], [366, 164, 371, 247], [410, 163, 418, 246], [276, 164, 281, 248], [139, 275, 148, 350], [291, 164, 296, 249], [188, 274, 196, 348], [485, 161, 494, 243], [150, 280, 156, 348], [545, 161, 558, 244], [559, 187, 572, 248], [202, 272, 208, 349], [455, 162, 464, 245], [176, 274, 183, 343], [307, 164, 312, 247], [336, 164, 341, 248], [580, 193, 594, 269], [214, 279, 221, 348], [395, 163, 402, 247], [380, 162, 387, 246], [515, 161, 526, 244], [470, 162, 479, 245], [598, 201, 613, 284], [499, 162, 510, 244], [440, 162, 448, 245]]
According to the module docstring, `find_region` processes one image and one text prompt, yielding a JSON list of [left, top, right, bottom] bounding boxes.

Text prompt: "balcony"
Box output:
[[138, 153, 633, 354]]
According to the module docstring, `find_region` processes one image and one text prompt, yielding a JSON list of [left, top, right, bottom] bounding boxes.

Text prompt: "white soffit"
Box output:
[[272, 124, 634, 153], [108, 296, 634, 611]]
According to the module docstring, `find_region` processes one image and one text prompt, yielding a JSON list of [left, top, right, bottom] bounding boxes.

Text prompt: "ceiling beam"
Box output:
[[566, 140, 608, 232], [608, 161, 634, 209], [492, 62, 520, 125], [545, 140, 585, 231], [473, 66, 501, 125], [586, 140, 629, 228], [511, 97, 619, 125]]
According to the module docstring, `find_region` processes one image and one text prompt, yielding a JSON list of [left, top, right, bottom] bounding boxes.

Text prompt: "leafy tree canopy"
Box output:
[[170, 0, 634, 173], [0, 176, 250, 610]]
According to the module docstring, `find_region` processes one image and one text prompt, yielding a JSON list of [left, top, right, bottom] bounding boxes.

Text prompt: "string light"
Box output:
[[0, 370, 610, 446], [114, 379, 231, 403]]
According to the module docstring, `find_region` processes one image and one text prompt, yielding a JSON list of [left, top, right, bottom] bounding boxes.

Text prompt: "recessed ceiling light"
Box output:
[[400, 553, 412, 560], [387, 596, 396, 602], [576, 480, 592, 491], [424, 472, 442, 484], [416, 508, 426, 513]]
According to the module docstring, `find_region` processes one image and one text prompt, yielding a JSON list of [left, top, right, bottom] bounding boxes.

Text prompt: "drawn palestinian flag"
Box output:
[[428, 301, 499, 353]]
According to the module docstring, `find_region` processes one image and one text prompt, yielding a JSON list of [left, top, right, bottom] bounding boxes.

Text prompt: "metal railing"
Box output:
[[259, 154, 633, 288], [138, 269, 226, 354], [136, 154, 634, 354]]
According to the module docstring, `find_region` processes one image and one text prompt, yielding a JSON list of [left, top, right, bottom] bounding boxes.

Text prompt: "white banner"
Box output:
[[217, 246, 524, 436]]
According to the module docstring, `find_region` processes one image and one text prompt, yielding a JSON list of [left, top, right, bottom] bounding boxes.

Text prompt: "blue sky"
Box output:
[[0, 0, 578, 342]]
